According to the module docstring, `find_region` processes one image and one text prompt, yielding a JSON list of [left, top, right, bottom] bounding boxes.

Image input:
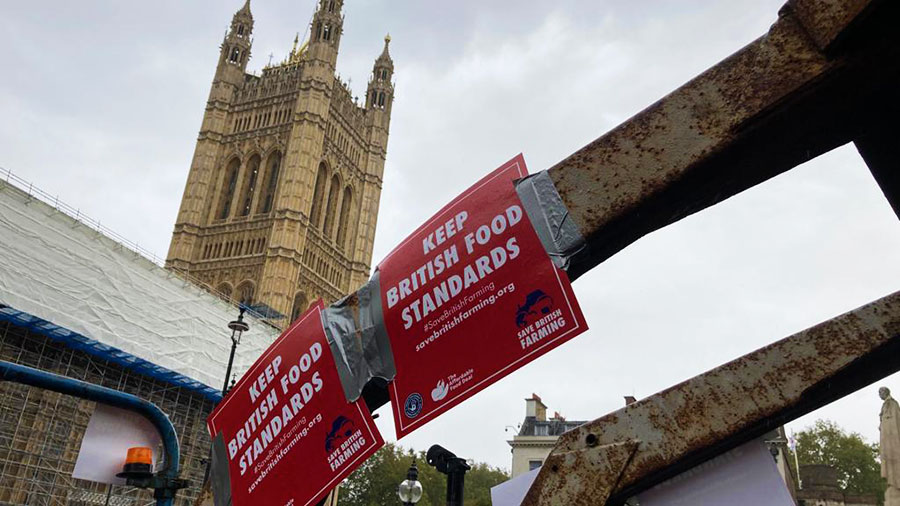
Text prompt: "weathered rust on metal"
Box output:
[[547, 0, 900, 280], [522, 290, 900, 505], [788, 0, 879, 52]]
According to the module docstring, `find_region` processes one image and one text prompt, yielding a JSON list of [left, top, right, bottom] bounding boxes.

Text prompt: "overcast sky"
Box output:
[[2, 0, 899, 474]]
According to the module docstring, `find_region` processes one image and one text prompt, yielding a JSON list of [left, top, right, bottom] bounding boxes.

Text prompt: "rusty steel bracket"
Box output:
[[523, 290, 900, 505], [520, 0, 900, 502], [545, 0, 898, 281]]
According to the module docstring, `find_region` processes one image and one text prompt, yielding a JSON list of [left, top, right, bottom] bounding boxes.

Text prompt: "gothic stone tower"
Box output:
[[166, 0, 394, 326]]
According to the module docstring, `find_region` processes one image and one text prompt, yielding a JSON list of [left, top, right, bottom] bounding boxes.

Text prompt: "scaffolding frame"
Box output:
[[0, 320, 212, 505]]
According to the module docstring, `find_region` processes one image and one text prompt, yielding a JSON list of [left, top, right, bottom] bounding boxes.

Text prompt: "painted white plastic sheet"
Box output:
[[0, 180, 279, 389], [72, 404, 162, 485], [490, 467, 539, 506], [490, 439, 794, 506], [636, 439, 795, 506]]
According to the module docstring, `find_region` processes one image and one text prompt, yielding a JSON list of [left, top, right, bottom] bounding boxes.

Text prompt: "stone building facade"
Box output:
[[797, 465, 878, 506], [507, 394, 587, 478], [167, 0, 394, 326]]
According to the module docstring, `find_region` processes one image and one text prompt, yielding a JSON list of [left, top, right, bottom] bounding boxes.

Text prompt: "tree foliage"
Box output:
[[792, 419, 885, 503], [339, 443, 508, 506]]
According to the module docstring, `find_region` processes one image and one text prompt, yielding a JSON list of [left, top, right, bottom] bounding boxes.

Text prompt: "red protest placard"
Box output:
[[207, 301, 383, 506], [380, 154, 587, 438]]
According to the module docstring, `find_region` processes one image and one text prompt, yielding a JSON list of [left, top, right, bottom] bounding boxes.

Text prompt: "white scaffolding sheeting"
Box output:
[[0, 178, 280, 391]]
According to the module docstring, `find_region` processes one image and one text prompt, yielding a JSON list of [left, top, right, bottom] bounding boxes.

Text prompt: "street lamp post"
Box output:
[[222, 308, 249, 396], [398, 459, 423, 506], [204, 307, 250, 483]]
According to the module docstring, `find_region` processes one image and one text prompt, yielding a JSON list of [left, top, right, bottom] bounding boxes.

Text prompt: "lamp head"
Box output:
[[228, 307, 250, 344], [398, 459, 423, 504]]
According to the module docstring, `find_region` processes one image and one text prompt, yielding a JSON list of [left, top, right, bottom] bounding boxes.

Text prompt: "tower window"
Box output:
[[323, 24, 331, 41], [336, 186, 353, 249], [322, 175, 341, 237], [215, 282, 233, 300], [217, 158, 241, 220], [238, 155, 261, 216], [328, 0, 335, 12], [291, 293, 308, 322], [258, 152, 282, 214], [236, 281, 255, 306], [310, 163, 328, 227], [230, 47, 241, 63], [237, 24, 245, 36]]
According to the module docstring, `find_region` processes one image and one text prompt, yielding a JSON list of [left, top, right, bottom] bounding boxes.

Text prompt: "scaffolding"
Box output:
[[0, 320, 211, 505]]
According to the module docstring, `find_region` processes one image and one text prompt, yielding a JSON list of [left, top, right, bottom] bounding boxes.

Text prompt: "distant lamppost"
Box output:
[[398, 459, 423, 505], [222, 308, 249, 395]]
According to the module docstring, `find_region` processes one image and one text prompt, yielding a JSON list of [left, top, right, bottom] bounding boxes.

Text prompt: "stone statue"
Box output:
[[880, 387, 900, 506]]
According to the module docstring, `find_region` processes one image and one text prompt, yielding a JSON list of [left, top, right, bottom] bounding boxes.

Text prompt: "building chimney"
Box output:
[[525, 393, 548, 421], [624, 396, 637, 405]]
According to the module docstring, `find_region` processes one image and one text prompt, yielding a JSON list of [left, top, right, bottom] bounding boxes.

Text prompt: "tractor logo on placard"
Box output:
[[515, 290, 555, 328], [324, 416, 356, 452]]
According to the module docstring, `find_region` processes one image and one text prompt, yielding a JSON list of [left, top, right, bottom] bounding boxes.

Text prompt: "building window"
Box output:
[[310, 163, 328, 227], [230, 47, 241, 63], [258, 152, 281, 214], [535, 424, 549, 436], [217, 158, 241, 220], [236, 281, 254, 306], [237, 24, 244, 36], [336, 186, 352, 249], [322, 175, 340, 237], [529, 460, 543, 471], [291, 293, 308, 322], [215, 282, 233, 300], [238, 155, 261, 217]]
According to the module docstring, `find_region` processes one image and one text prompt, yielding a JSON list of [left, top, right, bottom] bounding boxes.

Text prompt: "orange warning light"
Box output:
[[126, 446, 153, 464], [116, 446, 153, 479]]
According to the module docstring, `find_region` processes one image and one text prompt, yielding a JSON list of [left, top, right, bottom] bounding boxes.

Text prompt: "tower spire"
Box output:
[[233, 0, 253, 25], [380, 34, 392, 60], [308, 0, 344, 66], [216, 0, 254, 79], [367, 34, 394, 112]]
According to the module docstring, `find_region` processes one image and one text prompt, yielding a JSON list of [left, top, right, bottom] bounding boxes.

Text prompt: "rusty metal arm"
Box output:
[[523, 290, 900, 505], [548, 0, 899, 280], [519, 0, 900, 503]]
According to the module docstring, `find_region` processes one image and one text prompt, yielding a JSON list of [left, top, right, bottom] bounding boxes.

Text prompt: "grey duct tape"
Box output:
[[210, 432, 233, 506], [516, 170, 586, 272], [321, 270, 396, 403], [320, 171, 581, 404]]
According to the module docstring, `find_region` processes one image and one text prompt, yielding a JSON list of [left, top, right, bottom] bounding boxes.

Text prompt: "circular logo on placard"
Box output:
[[404, 393, 423, 419]]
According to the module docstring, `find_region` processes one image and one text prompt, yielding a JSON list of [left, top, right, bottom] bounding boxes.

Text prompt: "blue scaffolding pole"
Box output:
[[0, 360, 187, 506]]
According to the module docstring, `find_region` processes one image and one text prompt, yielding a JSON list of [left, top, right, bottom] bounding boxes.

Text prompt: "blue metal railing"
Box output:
[[0, 360, 187, 505]]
